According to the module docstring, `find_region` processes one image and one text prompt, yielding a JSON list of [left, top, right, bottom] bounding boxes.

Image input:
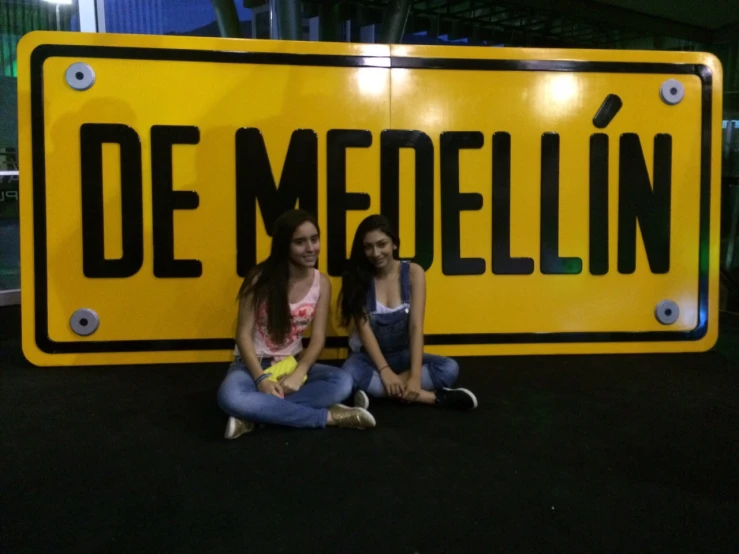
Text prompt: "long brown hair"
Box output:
[[238, 209, 319, 345], [338, 214, 400, 329]]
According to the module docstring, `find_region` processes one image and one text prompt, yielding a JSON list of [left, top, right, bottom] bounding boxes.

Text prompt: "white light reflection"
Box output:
[[420, 103, 444, 128], [549, 73, 579, 103], [356, 68, 389, 97], [538, 73, 582, 116]]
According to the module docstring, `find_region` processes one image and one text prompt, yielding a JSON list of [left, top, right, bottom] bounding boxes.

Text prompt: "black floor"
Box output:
[[2, 306, 739, 553]]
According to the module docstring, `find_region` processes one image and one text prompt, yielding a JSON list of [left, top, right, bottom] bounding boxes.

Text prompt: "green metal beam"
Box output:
[[382, 0, 413, 44], [319, 1, 338, 42], [274, 0, 302, 40], [211, 0, 242, 38]]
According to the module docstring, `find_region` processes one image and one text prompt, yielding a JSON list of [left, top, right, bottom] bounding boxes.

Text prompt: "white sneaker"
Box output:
[[435, 388, 478, 410], [353, 390, 370, 410], [224, 416, 255, 439]]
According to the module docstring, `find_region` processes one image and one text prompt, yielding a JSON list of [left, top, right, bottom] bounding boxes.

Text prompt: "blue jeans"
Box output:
[[343, 350, 459, 398], [217, 359, 353, 428]]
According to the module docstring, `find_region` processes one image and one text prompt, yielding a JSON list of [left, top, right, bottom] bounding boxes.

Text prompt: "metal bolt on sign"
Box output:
[[655, 300, 679, 325], [70, 308, 100, 336], [65, 62, 95, 91], [660, 79, 684, 105]]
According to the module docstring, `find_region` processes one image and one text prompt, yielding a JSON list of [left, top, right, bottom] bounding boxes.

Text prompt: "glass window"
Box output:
[[0, 167, 19, 292], [724, 121, 738, 179], [252, 4, 272, 39], [1, 0, 80, 78], [1, 0, 78, 300]]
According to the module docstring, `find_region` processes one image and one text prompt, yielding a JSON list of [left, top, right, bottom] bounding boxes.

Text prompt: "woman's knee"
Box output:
[[217, 378, 239, 414], [307, 363, 354, 403], [341, 354, 362, 374], [338, 370, 355, 400], [433, 356, 460, 387], [341, 354, 373, 386], [326, 367, 354, 402], [341, 355, 365, 381], [217, 373, 259, 417]]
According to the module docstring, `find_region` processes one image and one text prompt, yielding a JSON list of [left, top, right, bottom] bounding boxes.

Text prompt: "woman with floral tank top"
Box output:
[[217, 209, 376, 438]]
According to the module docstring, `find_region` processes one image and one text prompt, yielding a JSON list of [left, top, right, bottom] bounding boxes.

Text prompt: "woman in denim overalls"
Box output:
[[339, 215, 477, 410]]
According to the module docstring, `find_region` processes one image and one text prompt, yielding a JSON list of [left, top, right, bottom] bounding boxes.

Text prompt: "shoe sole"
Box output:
[[225, 417, 254, 439], [354, 390, 370, 410], [225, 417, 239, 439], [443, 387, 478, 409]]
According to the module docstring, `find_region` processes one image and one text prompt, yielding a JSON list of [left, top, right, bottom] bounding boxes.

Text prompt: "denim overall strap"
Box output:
[[363, 260, 413, 355], [366, 260, 411, 313]]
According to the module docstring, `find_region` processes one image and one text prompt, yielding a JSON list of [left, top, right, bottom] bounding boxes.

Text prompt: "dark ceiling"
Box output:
[[303, 0, 739, 49]]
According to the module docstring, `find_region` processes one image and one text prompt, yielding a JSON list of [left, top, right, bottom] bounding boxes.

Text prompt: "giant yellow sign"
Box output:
[[17, 31, 723, 366]]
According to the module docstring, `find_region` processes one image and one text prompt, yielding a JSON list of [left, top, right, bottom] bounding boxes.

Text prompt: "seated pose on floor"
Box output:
[[217, 209, 376, 439], [339, 214, 478, 410]]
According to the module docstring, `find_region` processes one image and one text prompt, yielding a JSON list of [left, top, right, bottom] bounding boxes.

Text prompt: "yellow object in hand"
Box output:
[[266, 356, 307, 384]]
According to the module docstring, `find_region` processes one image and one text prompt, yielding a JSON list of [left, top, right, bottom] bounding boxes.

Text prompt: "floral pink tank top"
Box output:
[[234, 269, 321, 361]]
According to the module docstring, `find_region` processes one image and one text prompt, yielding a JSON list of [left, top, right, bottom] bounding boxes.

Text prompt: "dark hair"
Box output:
[[238, 209, 319, 345], [338, 214, 400, 329]]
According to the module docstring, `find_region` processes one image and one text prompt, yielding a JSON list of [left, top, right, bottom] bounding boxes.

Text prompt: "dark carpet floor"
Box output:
[[2, 305, 739, 553]]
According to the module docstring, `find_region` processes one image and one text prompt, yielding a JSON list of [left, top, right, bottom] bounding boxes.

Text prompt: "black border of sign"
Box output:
[[29, 45, 713, 353]]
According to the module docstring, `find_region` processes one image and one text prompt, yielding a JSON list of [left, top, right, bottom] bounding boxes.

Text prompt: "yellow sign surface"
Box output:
[[17, 31, 723, 366]]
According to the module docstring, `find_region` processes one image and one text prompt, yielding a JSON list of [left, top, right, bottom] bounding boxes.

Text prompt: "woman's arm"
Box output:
[[356, 316, 406, 398], [294, 274, 332, 375], [407, 263, 427, 379], [355, 316, 390, 372], [235, 292, 268, 381]]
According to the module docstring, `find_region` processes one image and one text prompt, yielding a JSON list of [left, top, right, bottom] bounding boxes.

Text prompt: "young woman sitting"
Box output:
[[339, 214, 478, 410], [218, 209, 376, 438]]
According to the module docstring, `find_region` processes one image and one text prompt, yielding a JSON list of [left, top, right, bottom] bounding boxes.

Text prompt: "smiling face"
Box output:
[[362, 229, 397, 270], [289, 221, 320, 268]]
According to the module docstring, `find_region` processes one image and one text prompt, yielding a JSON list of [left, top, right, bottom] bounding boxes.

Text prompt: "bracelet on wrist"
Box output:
[[378, 365, 390, 373], [254, 373, 270, 386]]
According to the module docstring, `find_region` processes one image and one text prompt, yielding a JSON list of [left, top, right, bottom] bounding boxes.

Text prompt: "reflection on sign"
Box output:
[[0, 175, 19, 220]]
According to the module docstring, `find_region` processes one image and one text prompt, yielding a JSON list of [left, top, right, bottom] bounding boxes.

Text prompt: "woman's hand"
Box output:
[[402, 374, 422, 403], [380, 367, 405, 398], [257, 378, 284, 398], [279, 372, 305, 395]]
